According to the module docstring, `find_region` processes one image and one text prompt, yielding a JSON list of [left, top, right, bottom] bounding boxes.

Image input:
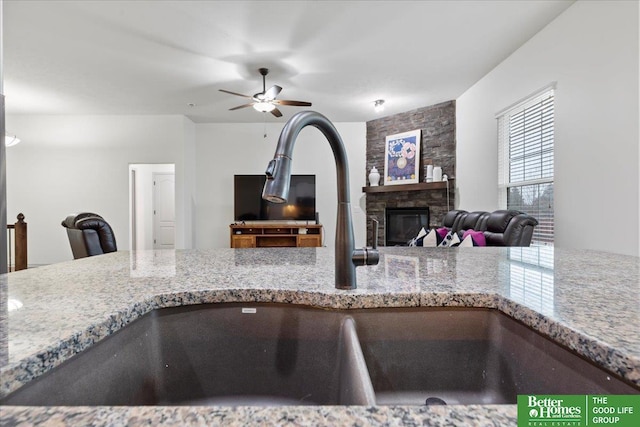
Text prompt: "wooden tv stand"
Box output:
[[230, 223, 323, 248]]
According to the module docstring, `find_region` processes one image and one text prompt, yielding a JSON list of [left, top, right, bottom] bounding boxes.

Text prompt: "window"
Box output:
[[507, 247, 555, 316], [497, 86, 554, 245]]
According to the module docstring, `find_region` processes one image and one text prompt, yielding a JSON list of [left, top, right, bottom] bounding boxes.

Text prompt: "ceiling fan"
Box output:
[[219, 68, 312, 117]]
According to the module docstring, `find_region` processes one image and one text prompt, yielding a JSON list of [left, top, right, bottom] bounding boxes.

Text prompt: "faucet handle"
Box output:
[[371, 217, 379, 249], [352, 217, 381, 267]]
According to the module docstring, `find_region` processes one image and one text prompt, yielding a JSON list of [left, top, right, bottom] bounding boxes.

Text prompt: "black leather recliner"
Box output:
[[61, 213, 117, 259], [441, 209, 539, 247], [483, 210, 538, 246], [456, 211, 490, 235], [442, 209, 468, 231]]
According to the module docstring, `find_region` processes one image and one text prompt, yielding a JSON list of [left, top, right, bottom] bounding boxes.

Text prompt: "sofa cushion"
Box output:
[[442, 210, 467, 231], [486, 210, 519, 232], [457, 211, 490, 235]]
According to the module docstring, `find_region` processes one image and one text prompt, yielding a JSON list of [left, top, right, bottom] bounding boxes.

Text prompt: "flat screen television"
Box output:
[[234, 174, 316, 221]]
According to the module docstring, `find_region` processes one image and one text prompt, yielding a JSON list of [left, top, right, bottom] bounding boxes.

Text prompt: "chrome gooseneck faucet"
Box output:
[[262, 111, 379, 290]]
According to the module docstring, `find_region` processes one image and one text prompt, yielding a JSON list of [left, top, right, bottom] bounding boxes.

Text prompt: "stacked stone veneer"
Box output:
[[366, 100, 456, 246]]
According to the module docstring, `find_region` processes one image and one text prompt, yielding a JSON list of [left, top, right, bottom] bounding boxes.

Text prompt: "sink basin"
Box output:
[[350, 308, 639, 405], [1, 304, 374, 406], [2, 304, 638, 406]]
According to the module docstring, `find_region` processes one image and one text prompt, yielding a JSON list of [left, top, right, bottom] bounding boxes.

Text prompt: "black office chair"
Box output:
[[61, 213, 117, 259]]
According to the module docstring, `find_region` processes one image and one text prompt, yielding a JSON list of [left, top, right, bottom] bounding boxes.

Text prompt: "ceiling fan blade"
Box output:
[[273, 100, 312, 107], [229, 103, 255, 111], [270, 107, 283, 118], [219, 89, 253, 99], [264, 85, 282, 100]]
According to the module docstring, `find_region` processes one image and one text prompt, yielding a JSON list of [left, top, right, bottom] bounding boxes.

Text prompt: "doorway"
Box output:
[[129, 164, 175, 251]]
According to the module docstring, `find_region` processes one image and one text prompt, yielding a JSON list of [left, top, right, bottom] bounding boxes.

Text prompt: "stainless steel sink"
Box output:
[[2, 304, 637, 406]]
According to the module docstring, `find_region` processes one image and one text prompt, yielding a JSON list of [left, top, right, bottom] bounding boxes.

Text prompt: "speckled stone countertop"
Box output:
[[1, 246, 638, 426]]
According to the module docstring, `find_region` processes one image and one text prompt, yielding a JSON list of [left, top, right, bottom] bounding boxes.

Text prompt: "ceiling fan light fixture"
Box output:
[[254, 101, 276, 113], [220, 68, 310, 117], [374, 99, 385, 113]]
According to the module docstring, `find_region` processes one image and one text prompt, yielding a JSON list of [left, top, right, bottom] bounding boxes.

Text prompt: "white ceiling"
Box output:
[[2, 0, 574, 123]]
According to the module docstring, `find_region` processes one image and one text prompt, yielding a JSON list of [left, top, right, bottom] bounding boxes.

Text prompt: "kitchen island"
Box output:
[[1, 246, 639, 426]]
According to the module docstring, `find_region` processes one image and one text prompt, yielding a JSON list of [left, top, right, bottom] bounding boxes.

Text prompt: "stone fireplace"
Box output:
[[366, 101, 456, 246]]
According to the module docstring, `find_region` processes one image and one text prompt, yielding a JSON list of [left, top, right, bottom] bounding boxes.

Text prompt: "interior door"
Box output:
[[153, 172, 175, 249]]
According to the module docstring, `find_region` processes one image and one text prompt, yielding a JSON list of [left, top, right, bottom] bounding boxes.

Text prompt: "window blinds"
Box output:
[[498, 88, 554, 245]]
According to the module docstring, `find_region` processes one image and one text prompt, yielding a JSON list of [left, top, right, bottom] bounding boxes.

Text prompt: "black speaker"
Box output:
[[315, 212, 320, 224]]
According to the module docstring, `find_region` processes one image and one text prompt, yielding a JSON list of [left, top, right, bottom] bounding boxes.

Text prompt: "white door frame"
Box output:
[[129, 164, 175, 251]]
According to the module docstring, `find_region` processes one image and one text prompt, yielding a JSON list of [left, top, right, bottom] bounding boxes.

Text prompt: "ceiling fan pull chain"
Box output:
[[263, 114, 267, 138]]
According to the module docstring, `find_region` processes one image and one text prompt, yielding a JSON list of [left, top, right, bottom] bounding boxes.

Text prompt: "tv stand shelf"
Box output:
[[230, 223, 323, 248]]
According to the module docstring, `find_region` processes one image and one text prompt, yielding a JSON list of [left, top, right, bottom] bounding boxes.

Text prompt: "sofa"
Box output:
[[61, 212, 117, 259], [441, 209, 539, 247]]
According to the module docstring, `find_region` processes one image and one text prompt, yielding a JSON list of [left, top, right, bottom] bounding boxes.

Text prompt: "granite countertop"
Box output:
[[1, 246, 639, 426]]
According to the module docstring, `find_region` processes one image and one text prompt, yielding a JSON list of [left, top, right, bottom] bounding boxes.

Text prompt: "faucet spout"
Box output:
[[262, 111, 379, 290]]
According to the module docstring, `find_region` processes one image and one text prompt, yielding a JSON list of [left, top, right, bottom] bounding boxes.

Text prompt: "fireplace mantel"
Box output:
[[362, 179, 454, 194]]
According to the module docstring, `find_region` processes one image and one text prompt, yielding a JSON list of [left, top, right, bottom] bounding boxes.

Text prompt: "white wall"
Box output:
[[195, 122, 367, 250], [5, 114, 366, 264], [456, 0, 639, 256], [6, 114, 192, 264]]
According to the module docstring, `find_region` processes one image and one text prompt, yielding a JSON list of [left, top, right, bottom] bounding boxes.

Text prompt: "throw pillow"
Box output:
[[408, 227, 428, 246], [438, 230, 461, 247], [421, 229, 441, 247], [462, 229, 486, 247], [436, 227, 450, 240], [459, 235, 477, 247]]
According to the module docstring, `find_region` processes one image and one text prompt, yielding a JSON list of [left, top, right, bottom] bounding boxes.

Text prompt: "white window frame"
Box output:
[[497, 84, 555, 246]]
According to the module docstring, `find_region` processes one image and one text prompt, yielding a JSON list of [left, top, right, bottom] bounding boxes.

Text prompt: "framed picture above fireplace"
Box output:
[[384, 129, 421, 185]]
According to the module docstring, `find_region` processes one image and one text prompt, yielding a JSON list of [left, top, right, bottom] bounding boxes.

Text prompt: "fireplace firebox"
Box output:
[[385, 207, 430, 246]]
